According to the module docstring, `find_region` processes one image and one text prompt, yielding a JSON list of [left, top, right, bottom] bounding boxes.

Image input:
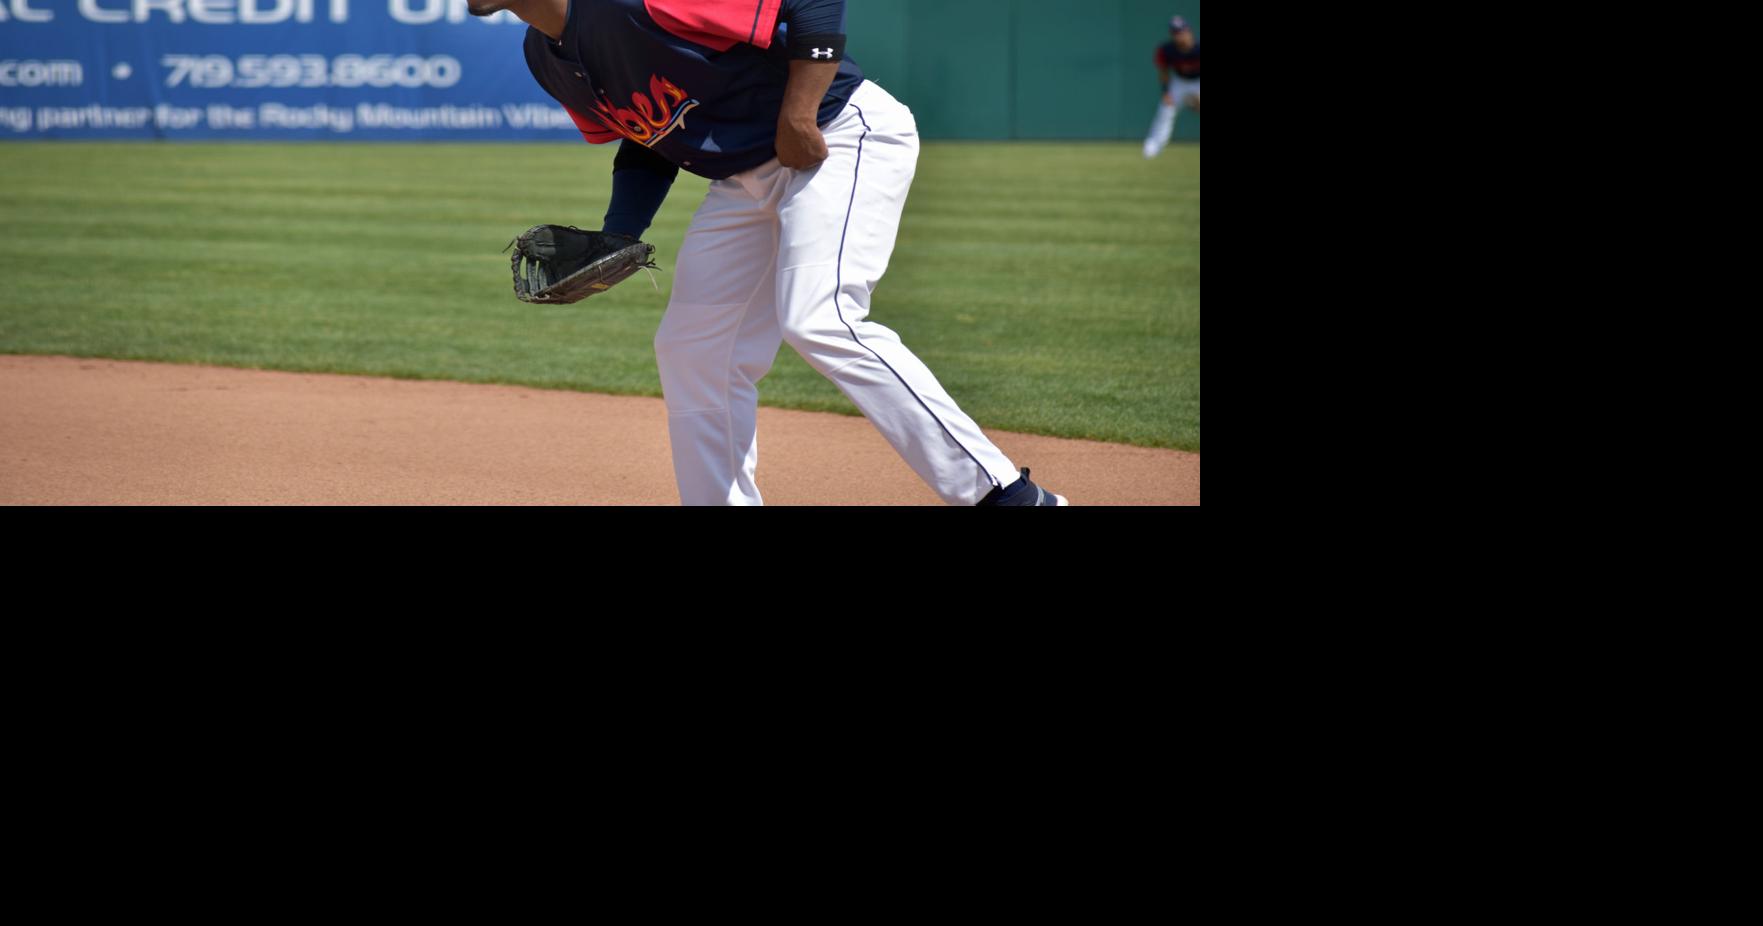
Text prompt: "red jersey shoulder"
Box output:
[[643, 0, 783, 52]]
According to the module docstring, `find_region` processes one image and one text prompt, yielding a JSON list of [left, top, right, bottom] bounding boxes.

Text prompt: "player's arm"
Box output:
[[604, 140, 679, 238], [774, 0, 845, 170], [778, 61, 838, 169]]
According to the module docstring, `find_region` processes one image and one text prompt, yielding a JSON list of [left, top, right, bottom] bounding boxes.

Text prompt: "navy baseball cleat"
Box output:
[[977, 468, 1069, 506]]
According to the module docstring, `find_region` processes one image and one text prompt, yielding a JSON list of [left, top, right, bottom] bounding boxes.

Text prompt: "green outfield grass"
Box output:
[[0, 141, 1199, 450]]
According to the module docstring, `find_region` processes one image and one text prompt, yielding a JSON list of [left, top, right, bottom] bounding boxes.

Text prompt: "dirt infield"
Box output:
[[0, 355, 1199, 505]]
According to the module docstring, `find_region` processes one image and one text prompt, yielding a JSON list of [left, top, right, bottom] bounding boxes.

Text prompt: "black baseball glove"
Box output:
[[506, 225, 658, 304]]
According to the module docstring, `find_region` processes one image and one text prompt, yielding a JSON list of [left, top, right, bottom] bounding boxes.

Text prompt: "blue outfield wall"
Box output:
[[0, 0, 1198, 142], [0, 0, 574, 140]]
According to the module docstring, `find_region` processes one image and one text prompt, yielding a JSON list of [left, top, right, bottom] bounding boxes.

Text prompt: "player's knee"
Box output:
[[734, 350, 778, 386], [653, 322, 697, 371], [777, 316, 823, 353], [778, 320, 859, 372], [778, 325, 823, 364]]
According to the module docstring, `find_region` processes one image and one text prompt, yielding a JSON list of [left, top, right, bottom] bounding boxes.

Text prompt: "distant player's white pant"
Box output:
[[1143, 78, 1199, 159], [654, 79, 1021, 506], [1143, 102, 1177, 158]]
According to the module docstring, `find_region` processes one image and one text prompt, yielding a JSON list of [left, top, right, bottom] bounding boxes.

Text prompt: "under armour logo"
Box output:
[[812, 48, 834, 59]]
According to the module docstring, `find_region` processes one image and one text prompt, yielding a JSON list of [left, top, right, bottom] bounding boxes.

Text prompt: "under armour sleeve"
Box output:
[[778, 0, 844, 35]]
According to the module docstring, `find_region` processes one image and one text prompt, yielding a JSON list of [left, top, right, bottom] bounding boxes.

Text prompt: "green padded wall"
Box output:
[[845, 0, 1200, 141]]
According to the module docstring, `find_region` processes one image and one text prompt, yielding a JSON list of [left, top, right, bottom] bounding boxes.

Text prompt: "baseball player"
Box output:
[[1143, 15, 1200, 159], [472, 0, 1067, 506]]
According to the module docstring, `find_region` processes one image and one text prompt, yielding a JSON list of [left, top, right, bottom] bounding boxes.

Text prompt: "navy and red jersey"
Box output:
[[1156, 42, 1201, 80], [525, 0, 865, 180]]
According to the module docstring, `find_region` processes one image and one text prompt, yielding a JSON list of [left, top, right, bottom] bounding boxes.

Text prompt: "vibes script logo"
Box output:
[[591, 74, 698, 146]]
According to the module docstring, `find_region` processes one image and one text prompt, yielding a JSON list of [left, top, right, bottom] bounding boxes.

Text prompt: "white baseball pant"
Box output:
[[653, 79, 1022, 506], [1143, 78, 1199, 158]]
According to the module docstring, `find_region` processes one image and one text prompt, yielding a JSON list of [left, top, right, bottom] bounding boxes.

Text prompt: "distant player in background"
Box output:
[[1143, 15, 1200, 159]]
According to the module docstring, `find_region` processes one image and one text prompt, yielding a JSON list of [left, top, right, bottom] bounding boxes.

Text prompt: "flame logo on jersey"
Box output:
[[591, 75, 699, 147]]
